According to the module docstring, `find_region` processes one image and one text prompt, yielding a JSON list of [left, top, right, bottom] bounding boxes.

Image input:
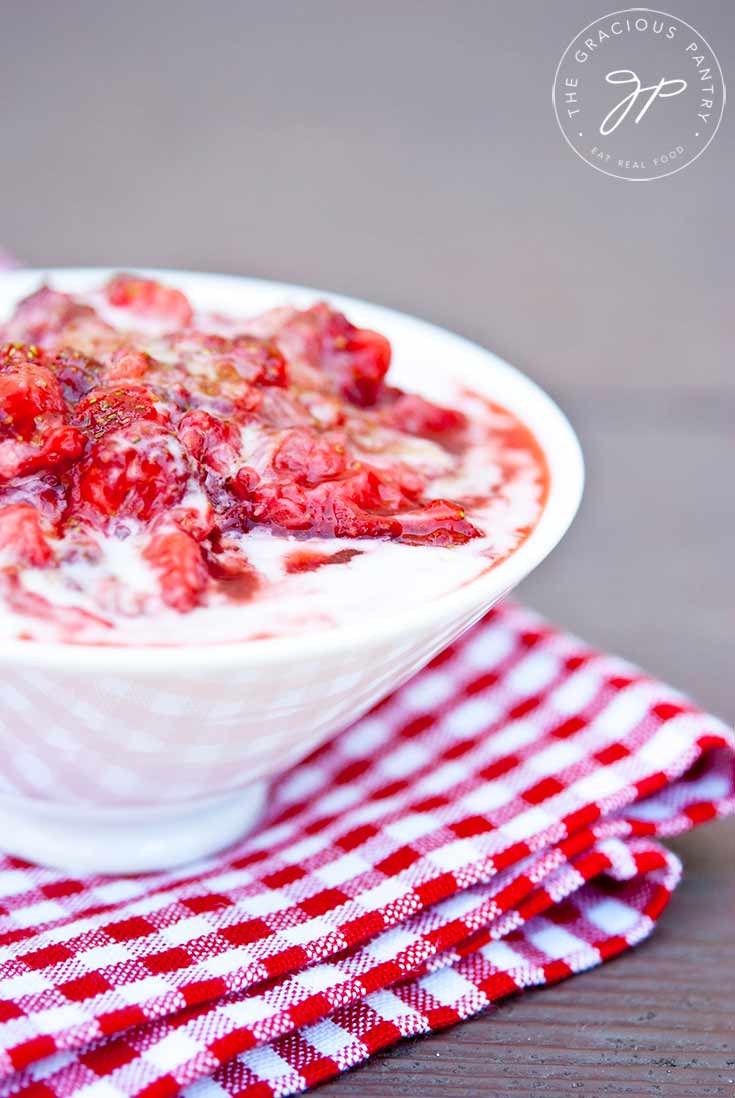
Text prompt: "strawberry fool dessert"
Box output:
[[0, 275, 548, 645]]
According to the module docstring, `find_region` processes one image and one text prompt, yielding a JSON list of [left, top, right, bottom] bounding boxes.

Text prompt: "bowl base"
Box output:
[[0, 782, 269, 875]]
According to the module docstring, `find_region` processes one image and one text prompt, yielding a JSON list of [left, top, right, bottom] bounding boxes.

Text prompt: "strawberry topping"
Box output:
[[0, 275, 503, 630]]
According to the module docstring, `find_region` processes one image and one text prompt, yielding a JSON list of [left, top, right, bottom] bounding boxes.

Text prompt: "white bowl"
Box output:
[[0, 269, 584, 874]]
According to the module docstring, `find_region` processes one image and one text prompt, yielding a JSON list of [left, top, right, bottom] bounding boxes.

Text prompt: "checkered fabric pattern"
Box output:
[[0, 605, 730, 1098]]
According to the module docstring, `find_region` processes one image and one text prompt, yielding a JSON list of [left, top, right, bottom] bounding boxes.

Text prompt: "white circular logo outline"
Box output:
[[552, 7, 726, 181]]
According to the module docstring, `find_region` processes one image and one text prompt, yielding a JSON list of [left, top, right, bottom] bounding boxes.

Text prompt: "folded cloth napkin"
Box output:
[[0, 604, 732, 1098]]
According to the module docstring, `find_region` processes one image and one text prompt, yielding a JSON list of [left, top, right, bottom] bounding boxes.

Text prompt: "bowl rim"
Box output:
[[0, 267, 584, 670]]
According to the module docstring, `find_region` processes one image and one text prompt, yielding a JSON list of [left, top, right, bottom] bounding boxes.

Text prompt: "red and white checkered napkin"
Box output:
[[0, 604, 732, 1098]]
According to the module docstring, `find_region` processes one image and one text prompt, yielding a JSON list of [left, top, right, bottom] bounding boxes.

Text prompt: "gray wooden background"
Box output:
[[1, 2, 733, 1093]]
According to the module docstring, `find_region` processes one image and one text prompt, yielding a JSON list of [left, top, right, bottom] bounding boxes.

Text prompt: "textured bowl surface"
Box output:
[[0, 269, 584, 872]]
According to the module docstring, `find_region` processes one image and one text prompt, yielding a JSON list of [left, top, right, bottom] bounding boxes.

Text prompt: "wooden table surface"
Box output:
[[1, 2, 733, 1094]]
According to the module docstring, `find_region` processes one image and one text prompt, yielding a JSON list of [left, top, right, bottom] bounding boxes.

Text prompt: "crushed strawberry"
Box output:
[[246, 462, 456, 542], [336, 327, 392, 407], [106, 347, 151, 380], [389, 499, 480, 546], [0, 503, 53, 567], [143, 529, 208, 612], [380, 390, 467, 439], [229, 465, 260, 500], [0, 351, 66, 438], [272, 428, 347, 486], [229, 335, 289, 388], [277, 304, 390, 407], [106, 274, 194, 327], [0, 344, 85, 482], [74, 384, 168, 441], [52, 349, 102, 400], [1, 287, 101, 347], [74, 422, 189, 526], [177, 410, 241, 475]]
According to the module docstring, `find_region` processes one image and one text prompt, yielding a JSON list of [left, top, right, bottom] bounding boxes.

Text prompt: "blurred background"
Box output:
[[1, 0, 732, 718]]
